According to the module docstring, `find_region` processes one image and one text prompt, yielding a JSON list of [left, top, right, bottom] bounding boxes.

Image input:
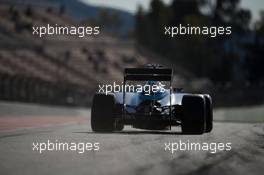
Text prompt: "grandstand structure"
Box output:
[[0, 4, 147, 106]]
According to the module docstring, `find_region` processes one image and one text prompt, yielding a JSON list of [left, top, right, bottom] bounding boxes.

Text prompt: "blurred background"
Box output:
[[0, 0, 263, 109]]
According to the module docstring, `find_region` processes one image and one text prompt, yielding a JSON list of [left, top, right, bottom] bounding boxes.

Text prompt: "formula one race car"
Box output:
[[91, 65, 213, 134]]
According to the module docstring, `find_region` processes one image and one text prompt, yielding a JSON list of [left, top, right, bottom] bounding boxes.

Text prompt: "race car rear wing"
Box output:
[[124, 68, 172, 81], [123, 67, 173, 129]]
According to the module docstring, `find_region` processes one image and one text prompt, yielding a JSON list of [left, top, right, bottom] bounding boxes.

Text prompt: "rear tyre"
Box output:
[[182, 95, 206, 134], [204, 95, 213, 133], [91, 94, 115, 132]]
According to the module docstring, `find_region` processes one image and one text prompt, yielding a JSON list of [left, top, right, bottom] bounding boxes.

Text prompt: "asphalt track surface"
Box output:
[[0, 103, 264, 175]]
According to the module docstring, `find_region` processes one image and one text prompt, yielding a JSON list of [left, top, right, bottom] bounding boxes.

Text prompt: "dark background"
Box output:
[[0, 0, 263, 107]]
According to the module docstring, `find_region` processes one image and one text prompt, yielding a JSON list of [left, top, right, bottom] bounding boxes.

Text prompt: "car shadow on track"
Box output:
[[73, 130, 183, 135]]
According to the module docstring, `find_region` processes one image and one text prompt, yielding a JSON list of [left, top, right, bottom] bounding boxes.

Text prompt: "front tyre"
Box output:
[[182, 95, 206, 134], [91, 94, 115, 132]]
